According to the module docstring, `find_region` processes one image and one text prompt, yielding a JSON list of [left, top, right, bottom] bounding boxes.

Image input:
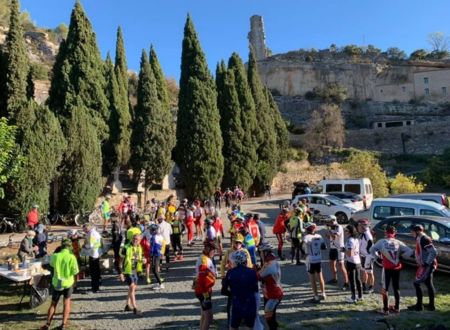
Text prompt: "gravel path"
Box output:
[[48, 195, 444, 329]]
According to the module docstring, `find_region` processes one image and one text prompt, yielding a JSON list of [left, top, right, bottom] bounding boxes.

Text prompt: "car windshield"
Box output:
[[326, 195, 347, 205]]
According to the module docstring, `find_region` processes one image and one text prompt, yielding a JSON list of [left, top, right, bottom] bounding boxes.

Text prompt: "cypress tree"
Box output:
[[47, 1, 106, 212], [247, 48, 277, 193], [265, 87, 289, 166], [0, 45, 6, 114], [4, 0, 28, 116], [174, 15, 223, 199], [6, 101, 66, 219], [130, 50, 173, 198], [227, 53, 258, 192], [114, 26, 131, 166], [103, 53, 121, 174], [216, 64, 248, 190], [149, 45, 175, 158], [47, 0, 109, 140], [26, 67, 34, 100], [59, 100, 103, 214]]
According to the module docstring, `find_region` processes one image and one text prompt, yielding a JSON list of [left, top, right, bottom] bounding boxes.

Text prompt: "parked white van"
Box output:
[[350, 198, 450, 224], [316, 178, 373, 208]]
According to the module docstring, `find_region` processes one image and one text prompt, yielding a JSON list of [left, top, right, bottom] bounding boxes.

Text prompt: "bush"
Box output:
[[389, 173, 425, 194], [287, 148, 308, 162], [425, 149, 450, 187], [30, 63, 49, 80], [316, 83, 348, 104], [343, 150, 389, 197], [343, 45, 363, 56]]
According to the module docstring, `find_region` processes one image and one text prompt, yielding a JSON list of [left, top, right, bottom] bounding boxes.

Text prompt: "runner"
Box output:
[[239, 226, 257, 265], [344, 225, 362, 303], [258, 243, 283, 330], [111, 217, 123, 273], [224, 188, 233, 209], [171, 212, 185, 261], [82, 223, 102, 293], [204, 218, 216, 242], [370, 225, 413, 314], [214, 187, 223, 209], [185, 205, 195, 246], [141, 224, 152, 284], [273, 208, 289, 260], [325, 216, 349, 290], [101, 195, 111, 233], [221, 250, 258, 330], [193, 200, 205, 241], [149, 224, 165, 290], [212, 211, 224, 261], [254, 214, 266, 266], [41, 239, 79, 330], [157, 215, 173, 270], [193, 241, 217, 330], [119, 234, 145, 316], [408, 224, 438, 311], [287, 208, 304, 265], [302, 223, 326, 303], [357, 219, 375, 294]]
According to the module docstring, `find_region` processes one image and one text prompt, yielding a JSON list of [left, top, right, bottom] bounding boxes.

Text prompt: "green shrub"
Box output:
[[287, 148, 308, 162], [389, 173, 425, 194]]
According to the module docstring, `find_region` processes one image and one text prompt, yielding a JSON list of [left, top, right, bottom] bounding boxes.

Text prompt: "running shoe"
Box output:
[[146, 277, 152, 284], [296, 261, 305, 266], [153, 283, 164, 290], [342, 283, 349, 291], [388, 305, 400, 314], [319, 293, 327, 301], [346, 296, 357, 304], [407, 304, 423, 311], [133, 308, 142, 316], [424, 304, 436, 311], [124, 304, 132, 311], [377, 309, 389, 315], [327, 279, 338, 284]]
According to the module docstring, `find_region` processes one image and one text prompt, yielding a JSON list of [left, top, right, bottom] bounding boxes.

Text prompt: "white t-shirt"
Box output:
[[303, 233, 325, 264], [329, 225, 344, 250], [359, 228, 373, 257], [345, 237, 361, 264]]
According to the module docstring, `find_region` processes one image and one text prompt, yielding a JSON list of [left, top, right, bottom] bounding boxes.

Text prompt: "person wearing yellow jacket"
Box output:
[[119, 234, 146, 316], [41, 239, 79, 330]]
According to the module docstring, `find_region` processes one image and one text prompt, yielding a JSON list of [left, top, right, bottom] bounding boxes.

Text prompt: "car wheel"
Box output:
[[336, 212, 348, 224]]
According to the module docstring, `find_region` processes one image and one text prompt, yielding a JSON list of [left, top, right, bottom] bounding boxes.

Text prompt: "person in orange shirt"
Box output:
[[27, 204, 39, 229], [272, 208, 289, 260]]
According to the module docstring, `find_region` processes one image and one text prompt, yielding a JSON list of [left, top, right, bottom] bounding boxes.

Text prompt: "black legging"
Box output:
[[276, 234, 284, 258], [346, 261, 362, 299], [291, 238, 301, 263], [171, 234, 183, 255], [152, 256, 162, 284], [414, 266, 435, 308], [382, 268, 400, 311], [89, 257, 101, 292], [214, 198, 221, 209], [264, 298, 281, 330]]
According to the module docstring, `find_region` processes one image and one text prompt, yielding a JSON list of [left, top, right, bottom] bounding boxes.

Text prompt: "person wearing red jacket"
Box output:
[[258, 243, 283, 330], [272, 209, 289, 260], [27, 204, 39, 229], [194, 241, 217, 330], [185, 205, 195, 246]]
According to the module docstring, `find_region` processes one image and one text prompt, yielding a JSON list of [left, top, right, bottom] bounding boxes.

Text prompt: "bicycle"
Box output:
[[0, 216, 24, 233], [74, 209, 102, 227]]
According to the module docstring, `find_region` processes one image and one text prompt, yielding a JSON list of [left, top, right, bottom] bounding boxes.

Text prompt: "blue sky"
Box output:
[[20, 0, 450, 80]]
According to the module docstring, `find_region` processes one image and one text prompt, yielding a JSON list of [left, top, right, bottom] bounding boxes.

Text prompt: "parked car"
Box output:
[[326, 191, 364, 210], [351, 198, 450, 225], [389, 193, 449, 208], [315, 178, 373, 207], [291, 194, 359, 224], [372, 216, 450, 273]]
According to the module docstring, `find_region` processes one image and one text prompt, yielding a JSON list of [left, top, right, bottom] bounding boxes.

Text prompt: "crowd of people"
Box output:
[[11, 192, 439, 330]]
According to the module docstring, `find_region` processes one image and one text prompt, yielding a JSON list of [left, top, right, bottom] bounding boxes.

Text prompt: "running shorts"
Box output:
[[307, 262, 322, 274], [52, 286, 73, 303], [125, 273, 139, 286], [196, 293, 212, 311], [329, 248, 344, 262], [361, 256, 374, 274]]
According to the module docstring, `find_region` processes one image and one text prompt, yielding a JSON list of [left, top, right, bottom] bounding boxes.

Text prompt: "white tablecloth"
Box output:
[[0, 265, 31, 282]]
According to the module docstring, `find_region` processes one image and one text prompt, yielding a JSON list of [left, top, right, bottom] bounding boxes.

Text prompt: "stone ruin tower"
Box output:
[[248, 15, 268, 60]]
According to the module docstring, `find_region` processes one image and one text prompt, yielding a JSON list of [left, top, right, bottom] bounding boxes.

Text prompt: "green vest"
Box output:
[[289, 215, 303, 239], [171, 219, 182, 235], [122, 244, 143, 275], [50, 248, 79, 290]]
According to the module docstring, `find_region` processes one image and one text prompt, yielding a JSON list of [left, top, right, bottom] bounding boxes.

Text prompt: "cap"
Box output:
[[234, 234, 244, 243], [32, 204, 39, 208]]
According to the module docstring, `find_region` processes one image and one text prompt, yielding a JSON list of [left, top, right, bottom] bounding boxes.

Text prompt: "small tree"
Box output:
[[410, 49, 428, 61], [304, 104, 345, 154], [343, 151, 389, 197], [425, 148, 450, 187], [315, 83, 348, 104], [427, 32, 449, 52], [389, 173, 425, 194], [386, 47, 407, 61]]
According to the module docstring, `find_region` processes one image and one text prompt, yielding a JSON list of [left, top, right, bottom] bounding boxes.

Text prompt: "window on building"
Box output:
[[425, 88, 430, 96], [402, 86, 406, 92], [442, 87, 447, 96], [377, 123, 383, 128], [406, 121, 411, 125], [385, 121, 404, 128], [424, 77, 429, 84]]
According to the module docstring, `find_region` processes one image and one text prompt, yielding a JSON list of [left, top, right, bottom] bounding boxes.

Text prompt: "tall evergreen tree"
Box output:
[[216, 65, 249, 190], [6, 101, 66, 219], [103, 53, 121, 174], [47, 1, 106, 212], [26, 67, 34, 100], [113, 26, 131, 166], [265, 87, 289, 166], [247, 48, 277, 193], [174, 15, 223, 199], [3, 0, 28, 116], [227, 53, 258, 192], [0, 45, 6, 114], [59, 100, 103, 214], [47, 1, 109, 140], [149, 45, 175, 158]]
